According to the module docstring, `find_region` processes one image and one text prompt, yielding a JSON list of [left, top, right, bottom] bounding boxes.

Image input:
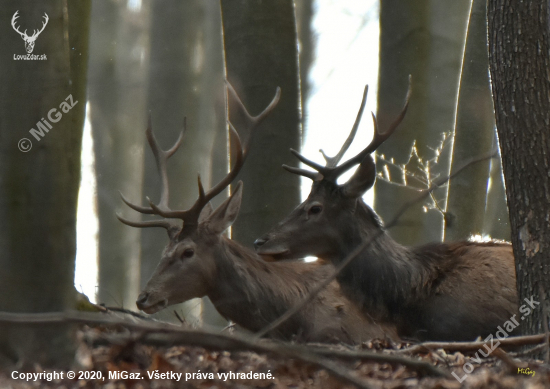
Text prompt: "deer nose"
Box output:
[[136, 292, 150, 309], [254, 237, 268, 249]]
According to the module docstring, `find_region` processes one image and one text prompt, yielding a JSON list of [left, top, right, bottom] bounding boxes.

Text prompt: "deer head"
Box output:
[[117, 84, 280, 314], [254, 82, 411, 260], [11, 11, 48, 54]]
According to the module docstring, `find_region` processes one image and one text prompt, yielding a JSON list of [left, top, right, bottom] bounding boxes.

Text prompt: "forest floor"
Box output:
[[0, 310, 549, 389]]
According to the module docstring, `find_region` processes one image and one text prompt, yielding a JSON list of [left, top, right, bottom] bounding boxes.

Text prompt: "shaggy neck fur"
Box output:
[[207, 237, 325, 339], [326, 199, 444, 318]]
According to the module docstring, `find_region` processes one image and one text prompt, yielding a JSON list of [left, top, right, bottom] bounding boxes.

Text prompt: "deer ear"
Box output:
[[198, 202, 214, 223], [205, 181, 243, 234], [341, 155, 376, 198]]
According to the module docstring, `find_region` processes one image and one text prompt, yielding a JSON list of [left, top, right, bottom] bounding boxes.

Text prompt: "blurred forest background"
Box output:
[[8, 0, 550, 369]]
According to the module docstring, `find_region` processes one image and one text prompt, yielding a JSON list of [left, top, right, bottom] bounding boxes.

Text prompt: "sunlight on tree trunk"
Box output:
[[445, 0, 494, 241]]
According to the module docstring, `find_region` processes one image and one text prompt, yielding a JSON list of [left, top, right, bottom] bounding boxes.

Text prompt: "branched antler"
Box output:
[[118, 83, 280, 235], [284, 77, 411, 183]]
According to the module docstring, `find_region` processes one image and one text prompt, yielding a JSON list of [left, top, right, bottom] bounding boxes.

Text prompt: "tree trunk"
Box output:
[[483, 134, 510, 240], [88, 0, 150, 309], [295, 0, 315, 139], [488, 0, 550, 336], [375, 0, 470, 245], [143, 1, 225, 323], [444, 0, 495, 241], [221, 0, 301, 247], [0, 1, 90, 367]]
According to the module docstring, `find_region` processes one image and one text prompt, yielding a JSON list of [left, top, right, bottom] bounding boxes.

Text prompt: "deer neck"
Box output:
[[207, 237, 308, 337], [330, 200, 430, 316]]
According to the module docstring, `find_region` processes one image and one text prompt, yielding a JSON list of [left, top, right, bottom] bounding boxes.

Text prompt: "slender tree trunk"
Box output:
[[88, 0, 150, 309], [295, 0, 315, 139], [0, 1, 91, 367], [445, 0, 495, 241], [143, 1, 224, 323], [221, 0, 301, 247], [488, 0, 550, 337], [198, 1, 228, 328], [483, 134, 510, 240], [375, 0, 470, 245]]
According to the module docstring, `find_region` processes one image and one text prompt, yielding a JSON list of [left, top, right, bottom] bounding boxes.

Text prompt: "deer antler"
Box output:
[[11, 11, 27, 38], [118, 83, 281, 235], [148, 84, 281, 231], [29, 13, 49, 40], [11, 11, 48, 40], [117, 116, 184, 233], [284, 77, 411, 183]]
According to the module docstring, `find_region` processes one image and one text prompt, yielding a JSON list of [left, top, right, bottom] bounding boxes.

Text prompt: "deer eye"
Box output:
[[309, 205, 323, 215], [182, 248, 195, 259]]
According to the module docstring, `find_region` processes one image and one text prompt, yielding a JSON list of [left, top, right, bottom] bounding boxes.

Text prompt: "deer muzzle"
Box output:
[[136, 291, 168, 314]]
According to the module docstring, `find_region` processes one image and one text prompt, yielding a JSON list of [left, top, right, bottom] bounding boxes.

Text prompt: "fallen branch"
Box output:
[[0, 311, 375, 389], [311, 347, 450, 378], [396, 333, 547, 355]]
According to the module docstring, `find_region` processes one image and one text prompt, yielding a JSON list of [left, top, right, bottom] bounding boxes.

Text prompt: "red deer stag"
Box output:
[[117, 85, 397, 343], [254, 84, 518, 341]]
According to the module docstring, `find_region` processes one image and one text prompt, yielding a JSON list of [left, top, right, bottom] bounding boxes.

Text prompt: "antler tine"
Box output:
[[329, 77, 412, 179], [116, 213, 174, 231], [321, 85, 369, 168], [168, 84, 280, 227], [289, 149, 327, 172], [31, 13, 48, 38], [119, 117, 184, 219], [11, 11, 25, 37], [130, 84, 280, 229], [226, 82, 281, 153], [145, 117, 184, 211], [282, 164, 318, 180]]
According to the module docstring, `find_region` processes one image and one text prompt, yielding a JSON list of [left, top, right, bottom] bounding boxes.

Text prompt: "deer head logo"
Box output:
[[11, 11, 49, 54]]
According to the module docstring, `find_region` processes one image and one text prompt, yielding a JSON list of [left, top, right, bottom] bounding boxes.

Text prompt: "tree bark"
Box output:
[[143, 0, 225, 323], [295, 0, 315, 138], [221, 0, 301, 247], [488, 0, 550, 336], [88, 0, 150, 309], [444, 0, 495, 241], [375, 0, 470, 245], [0, 1, 91, 367]]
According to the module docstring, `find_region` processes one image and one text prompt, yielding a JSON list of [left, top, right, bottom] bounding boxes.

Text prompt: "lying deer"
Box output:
[[254, 84, 518, 341], [117, 85, 397, 343]]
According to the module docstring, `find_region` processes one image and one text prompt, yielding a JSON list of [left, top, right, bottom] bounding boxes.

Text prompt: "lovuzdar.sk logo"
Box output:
[[12, 10, 48, 60]]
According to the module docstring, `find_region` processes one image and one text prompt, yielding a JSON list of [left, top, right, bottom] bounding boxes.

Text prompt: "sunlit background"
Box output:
[[75, 0, 379, 303]]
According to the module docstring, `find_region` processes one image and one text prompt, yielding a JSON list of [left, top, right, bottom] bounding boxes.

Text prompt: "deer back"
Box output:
[[254, 83, 518, 341]]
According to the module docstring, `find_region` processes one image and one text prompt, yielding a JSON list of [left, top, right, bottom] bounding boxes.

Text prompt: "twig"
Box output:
[[384, 148, 498, 229], [254, 150, 498, 340], [312, 348, 450, 378], [509, 343, 547, 358], [0, 311, 374, 389], [174, 310, 185, 325], [98, 305, 154, 321], [492, 348, 524, 372], [396, 333, 547, 355], [222, 322, 236, 332]]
